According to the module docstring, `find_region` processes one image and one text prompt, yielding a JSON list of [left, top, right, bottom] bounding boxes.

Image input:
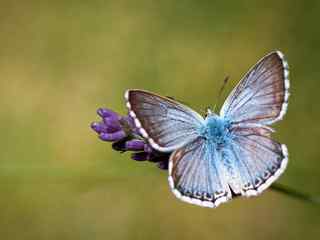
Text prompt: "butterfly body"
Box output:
[[125, 51, 290, 208], [199, 113, 232, 147]]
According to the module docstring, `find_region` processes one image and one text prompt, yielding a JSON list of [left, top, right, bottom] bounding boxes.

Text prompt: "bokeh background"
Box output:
[[0, 1, 319, 239]]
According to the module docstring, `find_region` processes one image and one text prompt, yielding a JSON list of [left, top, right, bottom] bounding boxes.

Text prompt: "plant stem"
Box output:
[[270, 183, 319, 204]]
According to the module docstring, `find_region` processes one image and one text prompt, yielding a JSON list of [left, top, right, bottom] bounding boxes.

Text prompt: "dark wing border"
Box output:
[[168, 138, 232, 208], [125, 89, 204, 152], [220, 51, 290, 125], [230, 129, 289, 197]]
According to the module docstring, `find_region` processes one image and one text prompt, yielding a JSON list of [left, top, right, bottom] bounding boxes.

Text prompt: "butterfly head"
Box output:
[[205, 108, 215, 118]]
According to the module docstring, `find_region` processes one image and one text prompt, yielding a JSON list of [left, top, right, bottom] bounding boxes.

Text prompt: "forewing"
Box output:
[[220, 51, 290, 126], [169, 138, 231, 208], [125, 90, 204, 152], [223, 127, 288, 196]]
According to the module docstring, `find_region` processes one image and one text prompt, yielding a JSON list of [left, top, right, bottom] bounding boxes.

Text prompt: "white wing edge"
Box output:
[[125, 89, 204, 153], [167, 154, 232, 208], [271, 51, 290, 124], [220, 50, 290, 125], [242, 144, 289, 197]]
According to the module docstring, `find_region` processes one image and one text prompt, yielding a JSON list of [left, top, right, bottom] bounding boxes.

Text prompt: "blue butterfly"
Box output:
[[125, 51, 290, 208]]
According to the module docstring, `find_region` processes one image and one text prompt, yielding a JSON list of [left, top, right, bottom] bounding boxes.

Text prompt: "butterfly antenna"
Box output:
[[213, 75, 230, 112], [199, 108, 208, 117]]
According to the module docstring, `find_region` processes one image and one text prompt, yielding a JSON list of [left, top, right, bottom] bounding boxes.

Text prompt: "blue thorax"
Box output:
[[198, 112, 232, 146]]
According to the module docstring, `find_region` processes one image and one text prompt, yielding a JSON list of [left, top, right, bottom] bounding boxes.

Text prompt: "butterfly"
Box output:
[[125, 51, 290, 208]]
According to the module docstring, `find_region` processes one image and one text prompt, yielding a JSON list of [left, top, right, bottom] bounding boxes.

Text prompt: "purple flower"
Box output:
[[91, 108, 170, 170]]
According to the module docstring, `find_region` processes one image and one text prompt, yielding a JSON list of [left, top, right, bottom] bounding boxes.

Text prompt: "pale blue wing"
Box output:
[[169, 137, 231, 208], [220, 51, 289, 127], [219, 52, 289, 196], [125, 90, 204, 152], [222, 127, 288, 196]]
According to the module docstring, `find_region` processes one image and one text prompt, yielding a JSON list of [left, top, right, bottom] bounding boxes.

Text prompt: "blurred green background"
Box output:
[[0, 0, 319, 239]]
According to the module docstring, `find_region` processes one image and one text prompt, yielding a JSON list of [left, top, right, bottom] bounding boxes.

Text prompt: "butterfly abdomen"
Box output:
[[199, 115, 232, 147]]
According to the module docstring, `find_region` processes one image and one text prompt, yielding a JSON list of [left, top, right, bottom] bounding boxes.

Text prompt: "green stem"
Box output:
[[270, 183, 319, 204]]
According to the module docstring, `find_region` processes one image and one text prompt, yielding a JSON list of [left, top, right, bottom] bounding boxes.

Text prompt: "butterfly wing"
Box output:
[[125, 90, 204, 152], [169, 137, 231, 208], [220, 51, 289, 126], [222, 127, 288, 196], [219, 51, 289, 196]]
